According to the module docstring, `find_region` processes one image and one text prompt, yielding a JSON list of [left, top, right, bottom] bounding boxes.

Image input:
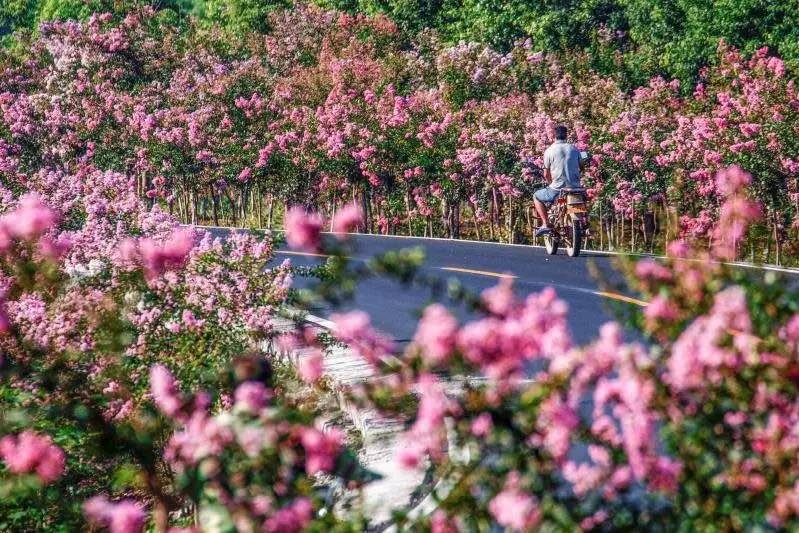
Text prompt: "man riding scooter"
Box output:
[[533, 125, 585, 237]]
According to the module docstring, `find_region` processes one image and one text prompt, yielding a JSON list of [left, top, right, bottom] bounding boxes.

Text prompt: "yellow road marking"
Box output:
[[277, 254, 645, 307], [440, 267, 517, 279], [594, 291, 648, 307], [276, 250, 331, 258]]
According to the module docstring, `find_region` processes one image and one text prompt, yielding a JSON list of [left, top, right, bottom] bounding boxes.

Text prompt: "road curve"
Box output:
[[203, 228, 640, 345]]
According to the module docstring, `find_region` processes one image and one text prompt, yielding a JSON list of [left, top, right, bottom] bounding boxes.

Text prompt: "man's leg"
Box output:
[[534, 197, 549, 228]]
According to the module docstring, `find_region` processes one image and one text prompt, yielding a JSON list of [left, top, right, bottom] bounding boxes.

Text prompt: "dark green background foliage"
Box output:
[[2, 0, 798, 87]]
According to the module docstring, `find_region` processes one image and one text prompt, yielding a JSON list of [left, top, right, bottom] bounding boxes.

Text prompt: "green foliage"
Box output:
[[0, 0, 37, 37], [5, 0, 799, 90], [620, 0, 799, 86], [312, 0, 799, 88], [0, 0, 193, 40], [36, 0, 113, 22], [194, 0, 291, 33]]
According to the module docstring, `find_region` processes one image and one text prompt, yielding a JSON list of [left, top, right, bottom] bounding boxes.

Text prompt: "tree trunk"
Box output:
[[454, 201, 461, 239], [489, 194, 495, 240], [212, 191, 220, 227], [361, 187, 370, 234], [267, 195, 274, 229], [329, 197, 337, 232], [405, 190, 413, 235], [256, 187, 264, 228], [507, 197, 516, 244], [190, 190, 198, 225]]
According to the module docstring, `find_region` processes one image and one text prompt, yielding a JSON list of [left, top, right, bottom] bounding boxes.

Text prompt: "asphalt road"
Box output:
[[204, 228, 641, 345]]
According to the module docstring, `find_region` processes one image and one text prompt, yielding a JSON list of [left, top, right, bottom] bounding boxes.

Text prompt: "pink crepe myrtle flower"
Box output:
[[563, 460, 606, 496], [298, 349, 324, 383], [644, 295, 679, 325], [0, 296, 9, 335], [0, 193, 58, 242], [413, 304, 458, 365], [488, 472, 541, 530], [396, 374, 453, 469], [537, 395, 578, 463], [149, 364, 183, 418], [430, 511, 458, 533], [635, 259, 673, 282], [668, 285, 751, 391], [648, 456, 683, 493], [264, 497, 313, 533], [237, 167, 252, 182], [330, 310, 394, 365], [138, 228, 195, 280], [300, 427, 343, 475], [779, 313, 799, 351], [0, 430, 65, 483], [481, 277, 516, 316], [38, 235, 71, 260], [181, 309, 205, 331], [234, 381, 271, 412], [580, 510, 610, 530], [470, 413, 493, 437], [83, 495, 146, 533], [165, 410, 233, 467], [284, 207, 323, 252], [396, 438, 428, 469], [331, 203, 363, 237], [715, 165, 751, 197]]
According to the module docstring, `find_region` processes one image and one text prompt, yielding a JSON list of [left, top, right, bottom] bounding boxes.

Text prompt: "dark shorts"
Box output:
[[534, 187, 560, 204]]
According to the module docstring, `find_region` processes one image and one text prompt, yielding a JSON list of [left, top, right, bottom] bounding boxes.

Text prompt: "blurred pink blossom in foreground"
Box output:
[[488, 472, 541, 530], [284, 207, 323, 252], [0, 430, 65, 484], [83, 495, 146, 533], [331, 203, 363, 237]]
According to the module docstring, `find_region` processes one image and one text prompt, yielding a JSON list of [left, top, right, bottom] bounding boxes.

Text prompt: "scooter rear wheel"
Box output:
[[566, 219, 582, 257]]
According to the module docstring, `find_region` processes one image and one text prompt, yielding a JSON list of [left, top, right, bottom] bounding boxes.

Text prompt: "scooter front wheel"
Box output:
[[544, 233, 559, 255]]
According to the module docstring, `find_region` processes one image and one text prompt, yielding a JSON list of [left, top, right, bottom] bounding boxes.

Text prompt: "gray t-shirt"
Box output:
[[543, 140, 581, 190]]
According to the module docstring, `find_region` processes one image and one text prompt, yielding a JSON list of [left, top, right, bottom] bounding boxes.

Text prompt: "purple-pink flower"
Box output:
[[300, 427, 343, 475], [330, 310, 394, 365], [331, 203, 363, 237], [83, 495, 146, 533], [149, 364, 183, 418], [0, 193, 58, 242], [135, 228, 195, 280], [413, 304, 458, 365], [234, 381, 271, 412], [488, 472, 541, 530], [264, 497, 313, 533], [0, 430, 65, 483], [298, 349, 324, 383], [284, 207, 323, 252]]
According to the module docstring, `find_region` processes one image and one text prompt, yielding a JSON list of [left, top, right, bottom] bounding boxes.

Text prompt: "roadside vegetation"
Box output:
[[3, 3, 798, 262]]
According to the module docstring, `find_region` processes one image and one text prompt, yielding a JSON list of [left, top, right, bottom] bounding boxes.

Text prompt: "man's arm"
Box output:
[[543, 148, 552, 183], [577, 148, 587, 171]]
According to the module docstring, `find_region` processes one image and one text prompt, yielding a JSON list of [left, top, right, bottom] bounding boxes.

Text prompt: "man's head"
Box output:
[[554, 125, 567, 141]]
